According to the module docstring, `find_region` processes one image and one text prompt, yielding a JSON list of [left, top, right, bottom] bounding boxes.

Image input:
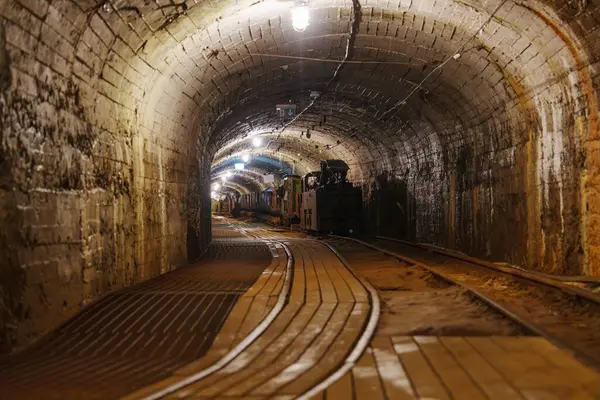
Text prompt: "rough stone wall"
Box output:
[[370, 83, 589, 276], [338, 0, 598, 278], [0, 2, 202, 353]]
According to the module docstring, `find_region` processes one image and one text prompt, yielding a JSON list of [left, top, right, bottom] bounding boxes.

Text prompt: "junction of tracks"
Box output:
[[2, 216, 600, 400]]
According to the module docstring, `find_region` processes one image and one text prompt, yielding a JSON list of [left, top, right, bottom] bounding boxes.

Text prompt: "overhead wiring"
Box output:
[[216, 0, 509, 188], [248, 53, 426, 66], [272, 0, 363, 142], [328, 0, 510, 151]]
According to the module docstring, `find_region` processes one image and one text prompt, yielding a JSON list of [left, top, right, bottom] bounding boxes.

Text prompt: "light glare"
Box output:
[[253, 137, 262, 147], [242, 154, 250, 162], [292, 6, 310, 32]]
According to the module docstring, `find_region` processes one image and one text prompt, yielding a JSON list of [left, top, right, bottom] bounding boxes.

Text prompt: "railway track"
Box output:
[[123, 218, 379, 400], [326, 235, 600, 371]]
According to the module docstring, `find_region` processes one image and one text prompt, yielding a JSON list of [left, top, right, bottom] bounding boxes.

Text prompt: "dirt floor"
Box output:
[[328, 239, 528, 337], [361, 237, 600, 367]]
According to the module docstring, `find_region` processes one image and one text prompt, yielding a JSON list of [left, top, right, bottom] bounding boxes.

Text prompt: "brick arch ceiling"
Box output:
[[61, 0, 597, 267], [211, 168, 270, 192], [211, 150, 309, 177], [85, 0, 590, 192]]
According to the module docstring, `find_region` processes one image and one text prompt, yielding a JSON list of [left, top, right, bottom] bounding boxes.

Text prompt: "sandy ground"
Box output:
[[329, 240, 527, 337]]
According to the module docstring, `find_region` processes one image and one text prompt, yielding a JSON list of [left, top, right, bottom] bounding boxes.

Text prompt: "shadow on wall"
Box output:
[[0, 21, 22, 353], [186, 162, 212, 263], [364, 134, 585, 278], [187, 224, 202, 262], [365, 172, 417, 240]]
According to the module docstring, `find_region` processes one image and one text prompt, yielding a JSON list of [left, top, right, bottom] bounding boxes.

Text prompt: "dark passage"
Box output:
[[0, 226, 271, 400]]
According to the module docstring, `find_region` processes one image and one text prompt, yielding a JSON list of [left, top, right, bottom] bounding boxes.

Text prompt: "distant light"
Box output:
[[234, 163, 245, 170], [221, 176, 227, 182], [213, 182, 220, 190], [453, 53, 461, 59], [292, 5, 310, 32], [253, 137, 262, 147], [242, 154, 250, 162], [225, 171, 233, 178]]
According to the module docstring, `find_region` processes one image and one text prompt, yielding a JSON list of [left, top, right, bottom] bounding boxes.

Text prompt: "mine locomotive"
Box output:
[[236, 159, 362, 234], [301, 160, 362, 234], [238, 175, 302, 225]]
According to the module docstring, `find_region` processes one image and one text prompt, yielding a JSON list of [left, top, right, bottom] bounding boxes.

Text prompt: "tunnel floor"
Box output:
[[0, 221, 272, 400], [2, 217, 600, 399]]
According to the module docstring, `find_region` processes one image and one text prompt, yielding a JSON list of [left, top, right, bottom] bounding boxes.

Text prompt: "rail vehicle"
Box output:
[[236, 160, 361, 233], [212, 196, 234, 215], [239, 188, 275, 215], [278, 175, 302, 225], [300, 160, 362, 234], [238, 175, 302, 225]]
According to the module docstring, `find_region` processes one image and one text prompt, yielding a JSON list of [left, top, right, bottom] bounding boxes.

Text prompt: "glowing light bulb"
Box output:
[[253, 137, 262, 147], [292, 6, 310, 32], [242, 154, 250, 162]]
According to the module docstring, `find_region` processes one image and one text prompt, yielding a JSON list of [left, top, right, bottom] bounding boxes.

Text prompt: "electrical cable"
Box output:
[[327, 0, 509, 151], [248, 53, 426, 66], [271, 0, 363, 143], [379, 0, 509, 121], [216, 0, 508, 186]]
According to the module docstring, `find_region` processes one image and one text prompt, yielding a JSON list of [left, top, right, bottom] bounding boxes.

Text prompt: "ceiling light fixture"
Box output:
[[292, 1, 310, 32]]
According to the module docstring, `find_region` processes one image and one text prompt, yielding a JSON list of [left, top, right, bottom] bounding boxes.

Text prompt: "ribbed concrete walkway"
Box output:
[[126, 218, 376, 399], [0, 221, 274, 400]]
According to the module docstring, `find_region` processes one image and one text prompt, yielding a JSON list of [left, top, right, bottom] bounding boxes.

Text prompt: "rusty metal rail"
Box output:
[[377, 235, 600, 287], [329, 234, 600, 371]]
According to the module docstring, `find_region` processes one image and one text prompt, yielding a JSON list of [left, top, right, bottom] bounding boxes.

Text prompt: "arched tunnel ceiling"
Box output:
[[82, 0, 592, 196]]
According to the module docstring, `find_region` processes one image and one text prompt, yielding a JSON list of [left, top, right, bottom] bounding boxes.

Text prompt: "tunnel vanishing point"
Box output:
[[0, 0, 599, 353]]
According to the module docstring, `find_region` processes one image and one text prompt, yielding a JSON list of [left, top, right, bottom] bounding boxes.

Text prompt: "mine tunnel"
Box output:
[[2, 0, 600, 398]]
